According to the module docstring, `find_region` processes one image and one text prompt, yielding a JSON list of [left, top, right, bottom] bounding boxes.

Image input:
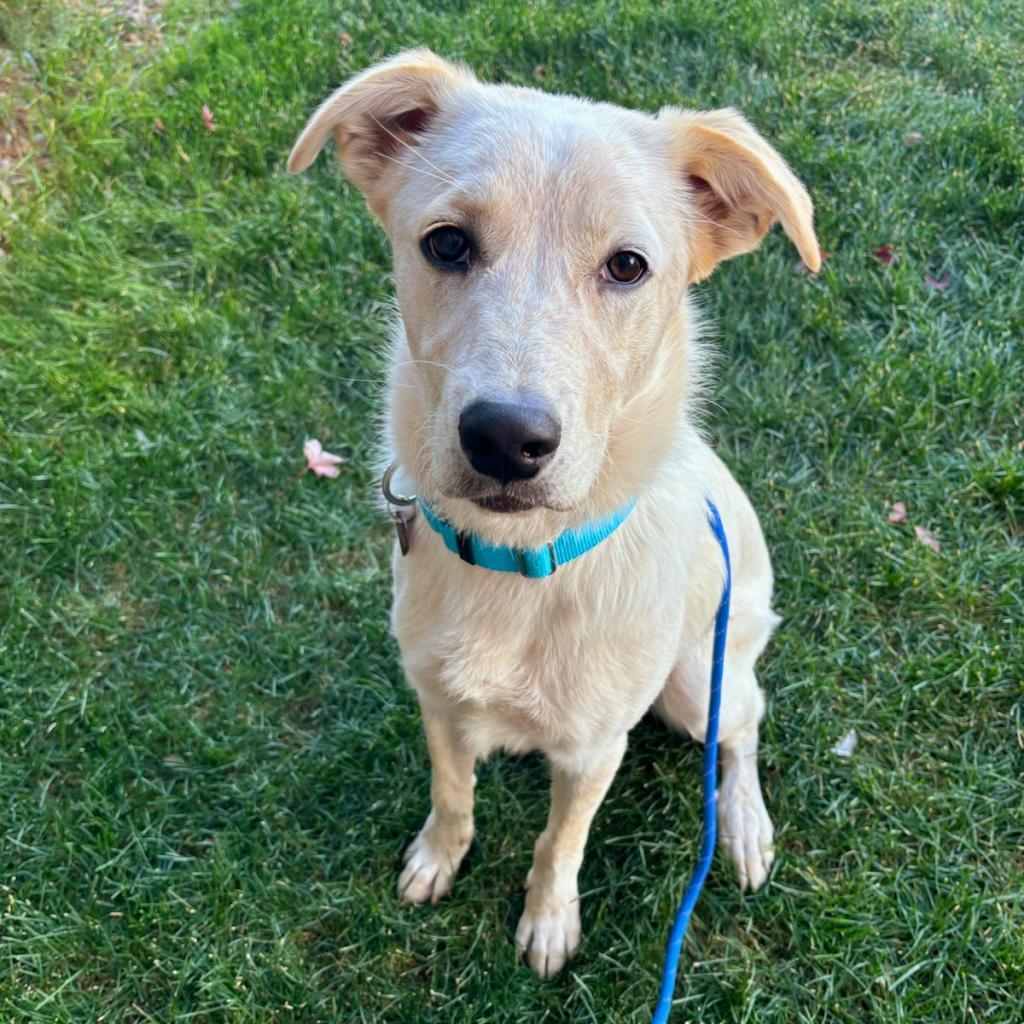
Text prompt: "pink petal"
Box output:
[[303, 439, 323, 465], [913, 524, 940, 553], [887, 501, 907, 524], [924, 271, 951, 291], [202, 104, 216, 132], [874, 243, 896, 265], [303, 438, 345, 478]]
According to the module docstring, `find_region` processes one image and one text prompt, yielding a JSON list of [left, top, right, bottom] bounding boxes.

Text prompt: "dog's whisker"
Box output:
[[369, 113, 460, 187], [375, 150, 460, 189], [683, 206, 749, 240], [392, 357, 462, 374]]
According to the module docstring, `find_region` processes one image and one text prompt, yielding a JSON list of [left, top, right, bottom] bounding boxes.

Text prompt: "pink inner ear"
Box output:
[[390, 107, 432, 135], [362, 105, 436, 162], [687, 173, 732, 223]]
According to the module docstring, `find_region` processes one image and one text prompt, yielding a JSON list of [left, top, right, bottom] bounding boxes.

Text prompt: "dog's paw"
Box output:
[[398, 813, 472, 906], [515, 895, 581, 979], [717, 770, 775, 892]]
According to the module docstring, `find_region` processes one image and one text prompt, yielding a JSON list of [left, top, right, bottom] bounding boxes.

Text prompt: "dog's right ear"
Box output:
[[287, 48, 471, 213]]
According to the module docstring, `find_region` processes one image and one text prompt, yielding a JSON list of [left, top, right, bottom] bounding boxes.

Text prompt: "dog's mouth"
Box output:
[[472, 494, 538, 514], [444, 473, 580, 515]]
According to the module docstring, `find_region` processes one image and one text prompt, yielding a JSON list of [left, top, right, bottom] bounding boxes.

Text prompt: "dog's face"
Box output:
[[384, 93, 693, 522], [290, 50, 819, 540]]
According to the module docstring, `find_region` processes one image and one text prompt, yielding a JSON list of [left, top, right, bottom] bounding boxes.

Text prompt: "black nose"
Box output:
[[458, 398, 561, 483]]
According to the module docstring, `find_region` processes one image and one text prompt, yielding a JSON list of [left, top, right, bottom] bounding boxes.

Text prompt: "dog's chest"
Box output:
[[393, 553, 684, 756]]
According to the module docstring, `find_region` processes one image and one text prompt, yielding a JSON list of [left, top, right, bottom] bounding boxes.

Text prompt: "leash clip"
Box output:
[[381, 461, 417, 556]]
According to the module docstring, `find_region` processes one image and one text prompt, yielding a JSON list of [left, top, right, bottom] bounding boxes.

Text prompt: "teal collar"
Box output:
[[417, 498, 635, 579]]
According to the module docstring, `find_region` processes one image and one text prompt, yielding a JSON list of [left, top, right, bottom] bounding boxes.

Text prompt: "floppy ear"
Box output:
[[658, 107, 821, 282], [287, 48, 471, 214]]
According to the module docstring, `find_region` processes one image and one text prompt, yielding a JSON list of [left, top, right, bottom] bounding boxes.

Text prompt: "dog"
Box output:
[[288, 49, 820, 979]]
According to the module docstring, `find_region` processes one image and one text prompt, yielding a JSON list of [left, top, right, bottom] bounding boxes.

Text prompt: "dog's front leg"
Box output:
[[516, 733, 627, 979], [398, 706, 476, 905]]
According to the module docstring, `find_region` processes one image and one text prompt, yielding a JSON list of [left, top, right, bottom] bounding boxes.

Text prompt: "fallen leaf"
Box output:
[[338, 30, 353, 48], [874, 243, 896, 265], [903, 131, 923, 147], [202, 104, 216, 132], [913, 524, 940, 553], [303, 438, 345, 478], [153, 118, 165, 135], [887, 500, 907, 524], [833, 729, 857, 758], [924, 271, 951, 291]]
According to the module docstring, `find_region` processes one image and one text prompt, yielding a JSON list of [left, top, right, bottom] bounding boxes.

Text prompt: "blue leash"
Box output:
[[651, 498, 732, 1024]]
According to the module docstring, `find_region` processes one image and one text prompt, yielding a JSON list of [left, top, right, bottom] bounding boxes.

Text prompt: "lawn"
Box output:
[[1, 0, 1022, 1021]]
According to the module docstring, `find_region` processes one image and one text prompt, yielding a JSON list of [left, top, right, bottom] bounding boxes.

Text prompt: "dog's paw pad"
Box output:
[[515, 898, 581, 979]]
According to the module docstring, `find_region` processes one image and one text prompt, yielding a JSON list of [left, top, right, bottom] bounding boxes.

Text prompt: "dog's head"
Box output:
[[289, 50, 819, 544]]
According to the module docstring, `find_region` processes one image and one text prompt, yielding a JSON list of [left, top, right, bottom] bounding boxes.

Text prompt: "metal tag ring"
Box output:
[[381, 461, 417, 506]]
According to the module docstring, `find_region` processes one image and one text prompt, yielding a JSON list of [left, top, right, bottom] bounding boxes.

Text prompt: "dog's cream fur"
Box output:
[[289, 49, 819, 979]]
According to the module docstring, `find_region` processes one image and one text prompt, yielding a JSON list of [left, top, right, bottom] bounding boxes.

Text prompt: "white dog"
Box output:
[[289, 49, 820, 979]]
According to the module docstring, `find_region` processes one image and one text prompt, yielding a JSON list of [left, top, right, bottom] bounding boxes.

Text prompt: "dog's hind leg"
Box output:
[[655, 598, 778, 891], [398, 707, 476, 905]]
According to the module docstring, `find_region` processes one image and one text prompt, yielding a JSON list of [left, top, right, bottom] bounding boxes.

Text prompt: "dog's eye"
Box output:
[[423, 226, 471, 268], [603, 251, 647, 285]]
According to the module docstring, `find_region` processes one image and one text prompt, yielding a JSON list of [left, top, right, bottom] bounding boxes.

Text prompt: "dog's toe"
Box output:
[[398, 850, 446, 905], [515, 898, 581, 979]]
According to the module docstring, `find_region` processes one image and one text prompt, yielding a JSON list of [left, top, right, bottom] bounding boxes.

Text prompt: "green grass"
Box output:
[[1, 0, 1022, 1021]]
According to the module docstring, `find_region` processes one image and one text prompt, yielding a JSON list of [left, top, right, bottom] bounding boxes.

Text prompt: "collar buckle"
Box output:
[[456, 531, 476, 565]]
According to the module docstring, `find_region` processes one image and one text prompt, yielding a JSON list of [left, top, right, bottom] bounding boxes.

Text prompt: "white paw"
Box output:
[[717, 771, 775, 892], [515, 894, 581, 979], [397, 813, 472, 906]]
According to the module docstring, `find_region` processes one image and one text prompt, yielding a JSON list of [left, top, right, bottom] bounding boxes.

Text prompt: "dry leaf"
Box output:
[[153, 118, 165, 135], [303, 438, 345, 478], [887, 501, 907, 524], [833, 729, 857, 758], [913, 524, 940, 553], [903, 131, 923, 147], [874, 243, 896, 265], [338, 30, 353, 48]]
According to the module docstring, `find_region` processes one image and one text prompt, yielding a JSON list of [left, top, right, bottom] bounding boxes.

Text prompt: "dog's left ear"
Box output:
[[658, 107, 821, 282]]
